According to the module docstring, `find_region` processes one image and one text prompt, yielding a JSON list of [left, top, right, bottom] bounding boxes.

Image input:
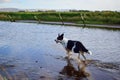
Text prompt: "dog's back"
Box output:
[[66, 40, 88, 53]]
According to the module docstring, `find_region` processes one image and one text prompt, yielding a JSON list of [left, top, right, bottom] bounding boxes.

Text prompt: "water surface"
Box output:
[[0, 21, 120, 79]]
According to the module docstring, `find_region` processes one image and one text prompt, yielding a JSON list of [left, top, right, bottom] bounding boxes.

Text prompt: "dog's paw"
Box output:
[[64, 56, 69, 59]]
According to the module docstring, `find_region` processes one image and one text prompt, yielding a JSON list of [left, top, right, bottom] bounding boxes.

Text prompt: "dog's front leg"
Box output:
[[67, 51, 71, 59], [66, 49, 71, 59]]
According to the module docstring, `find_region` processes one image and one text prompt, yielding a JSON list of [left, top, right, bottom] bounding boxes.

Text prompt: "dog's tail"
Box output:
[[87, 50, 92, 55]]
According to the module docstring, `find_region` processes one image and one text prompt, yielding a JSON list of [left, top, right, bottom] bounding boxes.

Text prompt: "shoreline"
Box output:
[[0, 59, 120, 80], [16, 20, 120, 29], [1, 20, 120, 30]]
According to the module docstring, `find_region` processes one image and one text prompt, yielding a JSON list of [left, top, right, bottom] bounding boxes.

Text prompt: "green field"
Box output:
[[0, 11, 120, 25]]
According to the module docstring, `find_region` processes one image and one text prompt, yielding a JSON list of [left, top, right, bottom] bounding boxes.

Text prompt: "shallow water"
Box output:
[[0, 21, 120, 79]]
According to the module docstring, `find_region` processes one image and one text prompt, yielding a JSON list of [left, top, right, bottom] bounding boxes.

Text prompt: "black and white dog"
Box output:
[[55, 33, 92, 60]]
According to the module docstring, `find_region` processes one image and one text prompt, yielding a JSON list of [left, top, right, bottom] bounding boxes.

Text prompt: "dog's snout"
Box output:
[[55, 39, 57, 42], [55, 39, 58, 43]]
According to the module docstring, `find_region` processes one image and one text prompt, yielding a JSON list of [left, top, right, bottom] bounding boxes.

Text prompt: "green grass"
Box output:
[[0, 11, 120, 25]]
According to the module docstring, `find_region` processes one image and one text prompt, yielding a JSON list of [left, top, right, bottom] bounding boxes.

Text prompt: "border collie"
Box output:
[[55, 33, 92, 60]]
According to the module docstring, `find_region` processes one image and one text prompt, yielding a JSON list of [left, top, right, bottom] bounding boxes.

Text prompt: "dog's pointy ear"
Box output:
[[61, 33, 64, 37]]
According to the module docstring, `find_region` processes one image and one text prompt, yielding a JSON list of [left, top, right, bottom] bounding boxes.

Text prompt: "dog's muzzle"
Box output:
[[55, 39, 59, 43]]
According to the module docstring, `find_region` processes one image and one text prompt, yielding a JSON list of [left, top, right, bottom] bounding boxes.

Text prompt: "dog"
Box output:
[[55, 33, 92, 60]]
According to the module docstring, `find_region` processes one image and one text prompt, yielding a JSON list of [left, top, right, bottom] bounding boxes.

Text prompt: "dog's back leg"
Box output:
[[78, 53, 81, 59], [78, 51, 86, 60], [81, 53, 86, 60]]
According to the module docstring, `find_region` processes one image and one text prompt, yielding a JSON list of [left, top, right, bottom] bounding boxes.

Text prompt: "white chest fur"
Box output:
[[60, 38, 68, 49]]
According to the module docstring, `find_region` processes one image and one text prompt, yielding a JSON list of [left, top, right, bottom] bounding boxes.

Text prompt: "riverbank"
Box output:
[[0, 11, 120, 25], [31, 21, 120, 29], [1, 20, 120, 30], [0, 58, 120, 80]]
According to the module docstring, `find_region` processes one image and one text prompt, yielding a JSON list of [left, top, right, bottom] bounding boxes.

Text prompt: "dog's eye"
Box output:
[[57, 36, 63, 40]]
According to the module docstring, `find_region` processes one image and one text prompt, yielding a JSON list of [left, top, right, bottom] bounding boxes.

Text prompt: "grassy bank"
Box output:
[[0, 11, 120, 25]]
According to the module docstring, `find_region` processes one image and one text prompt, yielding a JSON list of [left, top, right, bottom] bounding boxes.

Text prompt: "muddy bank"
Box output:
[[38, 21, 120, 29], [55, 57, 120, 80], [0, 57, 120, 80], [6, 20, 120, 30]]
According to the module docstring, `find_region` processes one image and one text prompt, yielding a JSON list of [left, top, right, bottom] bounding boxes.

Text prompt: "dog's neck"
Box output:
[[60, 37, 68, 48]]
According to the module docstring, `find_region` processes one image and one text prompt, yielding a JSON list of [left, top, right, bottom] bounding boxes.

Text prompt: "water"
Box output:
[[0, 21, 120, 79]]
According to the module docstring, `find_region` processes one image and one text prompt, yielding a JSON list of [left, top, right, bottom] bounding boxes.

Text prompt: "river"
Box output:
[[0, 21, 120, 80]]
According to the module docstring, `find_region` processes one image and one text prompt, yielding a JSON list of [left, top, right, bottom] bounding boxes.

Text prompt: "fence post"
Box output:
[[34, 15, 41, 23], [58, 13, 64, 25], [80, 13, 86, 27], [7, 15, 15, 22]]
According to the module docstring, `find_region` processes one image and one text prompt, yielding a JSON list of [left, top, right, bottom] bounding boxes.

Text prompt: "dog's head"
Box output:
[[55, 33, 64, 43]]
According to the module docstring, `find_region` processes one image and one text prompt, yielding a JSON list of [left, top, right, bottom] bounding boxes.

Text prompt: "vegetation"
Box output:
[[0, 11, 120, 25]]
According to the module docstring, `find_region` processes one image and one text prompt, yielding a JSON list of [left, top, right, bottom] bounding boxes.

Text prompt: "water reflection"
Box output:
[[60, 58, 90, 79]]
